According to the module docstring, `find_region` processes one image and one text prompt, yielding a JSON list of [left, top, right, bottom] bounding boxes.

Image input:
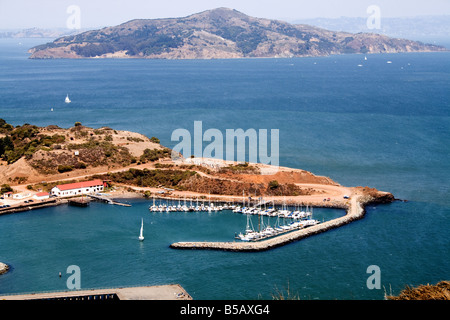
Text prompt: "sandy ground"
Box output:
[[108, 182, 355, 209]]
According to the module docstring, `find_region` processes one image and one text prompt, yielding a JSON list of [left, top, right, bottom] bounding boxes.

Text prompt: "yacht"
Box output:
[[232, 206, 242, 213]]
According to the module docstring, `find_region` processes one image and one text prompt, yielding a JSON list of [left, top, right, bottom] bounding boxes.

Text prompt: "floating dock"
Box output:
[[88, 194, 131, 207]]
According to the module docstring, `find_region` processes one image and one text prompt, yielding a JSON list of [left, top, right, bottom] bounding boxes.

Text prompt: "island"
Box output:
[[28, 8, 445, 59]]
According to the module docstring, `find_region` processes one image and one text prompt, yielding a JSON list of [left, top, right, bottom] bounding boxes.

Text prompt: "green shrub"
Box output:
[[268, 180, 279, 190], [57, 165, 73, 173], [150, 136, 160, 144], [140, 148, 171, 162], [104, 168, 196, 189], [1, 184, 13, 194]]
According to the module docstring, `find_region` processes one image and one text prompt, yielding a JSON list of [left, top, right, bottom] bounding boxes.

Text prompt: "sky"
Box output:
[[0, 0, 449, 29]]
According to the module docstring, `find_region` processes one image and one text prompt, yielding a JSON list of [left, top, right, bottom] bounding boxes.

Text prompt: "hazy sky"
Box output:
[[1, 0, 449, 29]]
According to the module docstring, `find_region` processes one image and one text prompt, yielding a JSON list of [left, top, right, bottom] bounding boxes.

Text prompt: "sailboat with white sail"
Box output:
[[138, 218, 144, 241], [65, 94, 71, 104]]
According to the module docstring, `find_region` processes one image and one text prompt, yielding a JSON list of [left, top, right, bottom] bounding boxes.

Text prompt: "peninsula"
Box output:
[[0, 120, 394, 251], [28, 7, 445, 59]]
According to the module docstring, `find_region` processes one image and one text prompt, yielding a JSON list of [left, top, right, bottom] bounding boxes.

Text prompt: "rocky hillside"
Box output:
[[0, 120, 168, 183], [28, 7, 446, 59]]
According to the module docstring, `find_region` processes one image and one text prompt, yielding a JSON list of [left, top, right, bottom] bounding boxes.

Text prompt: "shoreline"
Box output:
[[0, 157, 396, 252], [0, 187, 396, 254], [0, 198, 64, 216]]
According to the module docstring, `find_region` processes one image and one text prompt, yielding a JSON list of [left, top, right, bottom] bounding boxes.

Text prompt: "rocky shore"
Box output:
[[0, 262, 9, 275]]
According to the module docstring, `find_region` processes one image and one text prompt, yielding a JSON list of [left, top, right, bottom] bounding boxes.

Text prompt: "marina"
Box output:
[[149, 196, 325, 243], [170, 196, 364, 252]]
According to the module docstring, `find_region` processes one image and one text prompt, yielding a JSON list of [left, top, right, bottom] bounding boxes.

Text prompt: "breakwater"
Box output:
[[0, 194, 132, 217], [170, 196, 365, 252]]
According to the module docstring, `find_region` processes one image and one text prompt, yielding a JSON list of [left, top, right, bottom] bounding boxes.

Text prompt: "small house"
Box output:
[[34, 192, 50, 200], [2, 192, 13, 199]]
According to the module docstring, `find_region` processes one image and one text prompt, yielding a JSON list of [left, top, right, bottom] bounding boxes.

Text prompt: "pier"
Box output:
[[170, 196, 365, 252], [0, 284, 191, 300], [88, 194, 132, 207], [0, 198, 61, 216]]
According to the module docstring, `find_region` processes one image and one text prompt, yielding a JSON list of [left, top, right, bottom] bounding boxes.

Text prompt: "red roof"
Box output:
[[55, 180, 104, 191], [35, 192, 49, 197]]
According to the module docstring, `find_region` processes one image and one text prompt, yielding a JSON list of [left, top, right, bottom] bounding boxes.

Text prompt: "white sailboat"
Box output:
[[138, 218, 144, 241], [65, 94, 71, 104]]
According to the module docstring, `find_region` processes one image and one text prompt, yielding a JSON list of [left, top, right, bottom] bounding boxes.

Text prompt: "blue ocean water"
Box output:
[[0, 38, 449, 299]]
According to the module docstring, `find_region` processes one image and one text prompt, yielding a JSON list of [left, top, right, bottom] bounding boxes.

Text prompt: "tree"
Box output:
[[268, 180, 279, 190], [150, 136, 160, 144], [0, 136, 14, 158], [1, 184, 13, 194]]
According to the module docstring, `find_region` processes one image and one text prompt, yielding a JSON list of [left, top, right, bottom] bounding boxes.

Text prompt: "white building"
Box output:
[[13, 192, 31, 199], [34, 192, 50, 200], [51, 180, 105, 197]]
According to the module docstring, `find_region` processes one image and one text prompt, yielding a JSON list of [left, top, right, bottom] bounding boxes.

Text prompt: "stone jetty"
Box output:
[[170, 196, 366, 252], [0, 198, 61, 216]]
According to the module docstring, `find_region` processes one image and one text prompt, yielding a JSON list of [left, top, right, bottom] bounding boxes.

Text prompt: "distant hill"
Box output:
[[28, 8, 446, 59]]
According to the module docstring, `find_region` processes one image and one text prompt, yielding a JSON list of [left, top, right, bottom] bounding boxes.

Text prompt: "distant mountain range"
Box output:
[[0, 27, 87, 39], [292, 15, 450, 40], [27, 8, 446, 59]]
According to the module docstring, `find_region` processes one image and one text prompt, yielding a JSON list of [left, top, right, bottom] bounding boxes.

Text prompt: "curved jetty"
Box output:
[[170, 196, 366, 252]]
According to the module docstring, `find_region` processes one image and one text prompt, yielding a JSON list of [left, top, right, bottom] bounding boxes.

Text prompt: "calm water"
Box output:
[[0, 38, 449, 299]]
